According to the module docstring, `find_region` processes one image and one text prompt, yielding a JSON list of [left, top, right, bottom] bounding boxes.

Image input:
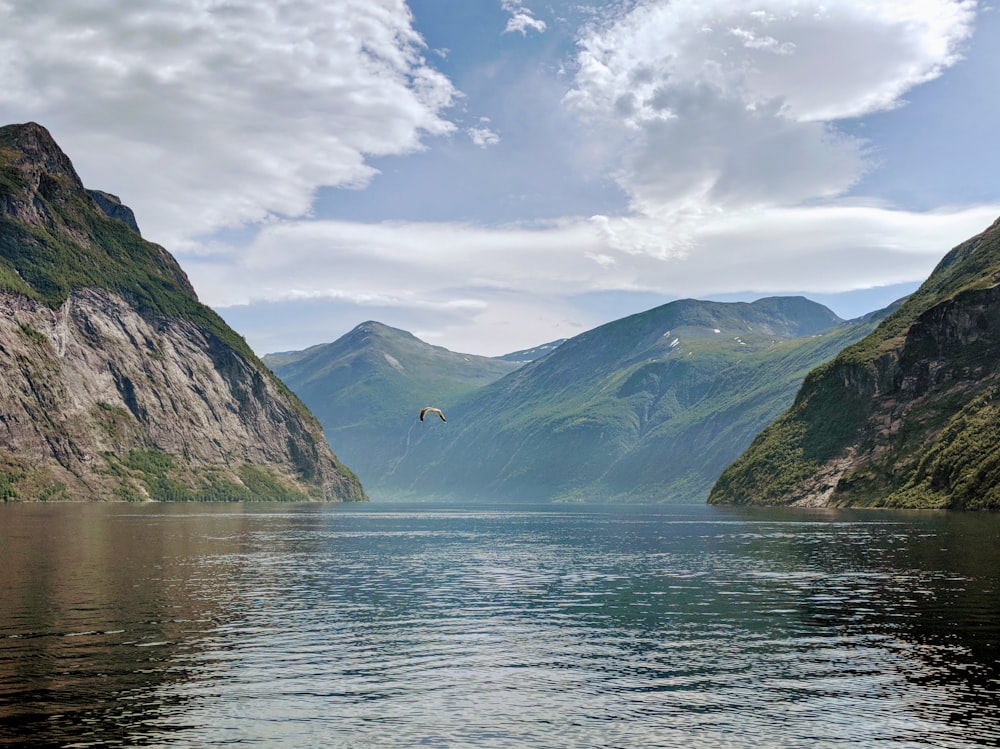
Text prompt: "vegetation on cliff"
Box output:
[[0, 122, 364, 502], [0, 124, 245, 361], [709, 216, 1000, 510], [273, 298, 888, 503]]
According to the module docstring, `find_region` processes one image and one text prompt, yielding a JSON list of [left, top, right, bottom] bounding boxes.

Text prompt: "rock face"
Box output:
[[709, 216, 1000, 510], [0, 122, 365, 502], [87, 190, 142, 236]]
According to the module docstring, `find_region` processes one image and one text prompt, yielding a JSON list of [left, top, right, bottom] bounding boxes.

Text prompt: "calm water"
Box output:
[[1, 502, 999, 748]]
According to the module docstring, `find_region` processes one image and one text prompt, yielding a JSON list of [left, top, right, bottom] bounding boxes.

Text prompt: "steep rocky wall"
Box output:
[[86, 189, 142, 236], [711, 283, 1000, 509], [828, 284, 1000, 507], [0, 288, 364, 502]]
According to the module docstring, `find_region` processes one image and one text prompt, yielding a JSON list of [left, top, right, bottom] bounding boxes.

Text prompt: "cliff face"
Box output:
[[709, 216, 1000, 510], [86, 190, 142, 236], [0, 122, 365, 501]]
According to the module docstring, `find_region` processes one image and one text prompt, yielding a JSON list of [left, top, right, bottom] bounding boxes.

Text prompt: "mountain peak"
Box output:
[[0, 122, 365, 502], [0, 123, 143, 237], [744, 296, 843, 336], [352, 320, 414, 341], [264, 324, 523, 486], [0, 120, 198, 307], [640, 296, 841, 339], [0, 122, 86, 197]]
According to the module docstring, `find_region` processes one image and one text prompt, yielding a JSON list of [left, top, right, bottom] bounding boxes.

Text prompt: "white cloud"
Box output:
[[565, 0, 977, 248], [0, 0, 994, 357], [467, 126, 501, 148], [0, 0, 458, 249], [194, 218, 606, 308], [201, 207, 999, 307], [501, 0, 547, 35], [591, 203, 1000, 296], [191, 203, 1000, 354]]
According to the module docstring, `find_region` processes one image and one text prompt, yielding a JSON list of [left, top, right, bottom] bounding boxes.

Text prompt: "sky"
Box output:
[[2, 0, 1000, 356]]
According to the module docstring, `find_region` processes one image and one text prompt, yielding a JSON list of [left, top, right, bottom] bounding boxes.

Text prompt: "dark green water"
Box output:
[[1, 502, 998, 747]]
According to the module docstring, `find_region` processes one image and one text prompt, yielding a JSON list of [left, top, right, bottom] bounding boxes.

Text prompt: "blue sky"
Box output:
[[1, 1, 999, 355]]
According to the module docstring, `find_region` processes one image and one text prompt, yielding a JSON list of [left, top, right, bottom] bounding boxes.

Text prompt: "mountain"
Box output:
[[495, 339, 567, 363], [709, 215, 1000, 510], [279, 297, 888, 503], [0, 122, 365, 502], [263, 321, 523, 486]]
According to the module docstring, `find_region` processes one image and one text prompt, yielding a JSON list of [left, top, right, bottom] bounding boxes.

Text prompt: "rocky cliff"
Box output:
[[709, 216, 1000, 510], [0, 122, 365, 501]]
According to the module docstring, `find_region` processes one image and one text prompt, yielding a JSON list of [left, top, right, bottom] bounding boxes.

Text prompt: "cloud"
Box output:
[[0, 0, 458, 249], [190, 203, 1000, 354], [192, 218, 606, 308], [467, 117, 501, 148], [196, 206, 999, 307], [591, 203, 1000, 296], [0, 0, 994, 357], [565, 0, 977, 245], [501, 0, 547, 35]]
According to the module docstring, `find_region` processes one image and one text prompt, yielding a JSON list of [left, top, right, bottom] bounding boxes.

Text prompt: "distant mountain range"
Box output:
[[710, 215, 1000, 510], [494, 339, 567, 363], [0, 122, 364, 502], [268, 297, 891, 503]]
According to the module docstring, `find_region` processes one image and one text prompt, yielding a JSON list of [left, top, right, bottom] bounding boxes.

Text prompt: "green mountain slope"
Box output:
[[0, 124, 209, 326], [495, 339, 567, 362], [263, 321, 524, 486], [335, 297, 887, 502], [709, 215, 1000, 510], [0, 122, 364, 502]]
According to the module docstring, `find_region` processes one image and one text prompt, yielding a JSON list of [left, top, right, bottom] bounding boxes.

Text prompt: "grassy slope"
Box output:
[[265, 322, 522, 485], [709, 216, 1000, 509], [0, 127, 361, 500], [382, 298, 883, 503]]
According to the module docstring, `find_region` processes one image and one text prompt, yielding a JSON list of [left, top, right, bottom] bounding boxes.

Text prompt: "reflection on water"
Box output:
[[1, 503, 998, 747]]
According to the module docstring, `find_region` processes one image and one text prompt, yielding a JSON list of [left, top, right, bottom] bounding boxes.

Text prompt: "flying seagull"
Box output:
[[420, 407, 446, 422]]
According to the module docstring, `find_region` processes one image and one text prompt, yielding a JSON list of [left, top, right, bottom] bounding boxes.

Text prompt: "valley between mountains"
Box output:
[[5, 120, 1000, 510], [268, 215, 1000, 510], [266, 298, 892, 503]]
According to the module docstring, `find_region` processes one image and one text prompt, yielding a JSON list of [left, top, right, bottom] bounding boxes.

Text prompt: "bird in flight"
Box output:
[[420, 407, 446, 422]]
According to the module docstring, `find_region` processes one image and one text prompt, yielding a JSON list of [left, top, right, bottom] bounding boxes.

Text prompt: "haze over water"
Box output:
[[1, 502, 998, 747]]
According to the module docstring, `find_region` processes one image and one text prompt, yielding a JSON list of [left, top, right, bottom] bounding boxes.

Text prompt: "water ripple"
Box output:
[[2, 503, 999, 747]]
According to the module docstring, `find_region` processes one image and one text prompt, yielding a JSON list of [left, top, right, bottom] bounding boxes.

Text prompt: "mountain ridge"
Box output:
[[709, 214, 1000, 510], [263, 320, 524, 486], [0, 121, 364, 502], [387, 296, 878, 502], [272, 296, 890, 503]]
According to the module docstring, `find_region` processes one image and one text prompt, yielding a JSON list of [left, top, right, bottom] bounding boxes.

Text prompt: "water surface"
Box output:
[[1, 502, 998, 747]]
